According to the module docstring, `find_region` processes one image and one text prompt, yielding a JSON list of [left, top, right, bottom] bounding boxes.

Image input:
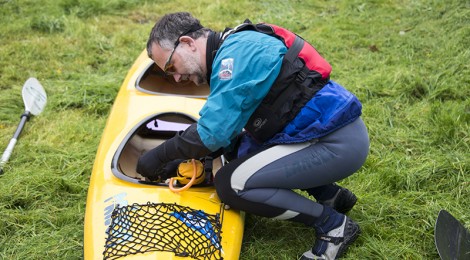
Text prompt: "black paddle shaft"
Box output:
[[0, 111, 31, 175], [13, 111, 32, 139]]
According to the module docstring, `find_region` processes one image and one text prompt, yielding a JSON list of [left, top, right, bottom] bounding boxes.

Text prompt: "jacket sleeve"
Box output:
[[136, 123, 224, 180], [156, 123, 213, 163]]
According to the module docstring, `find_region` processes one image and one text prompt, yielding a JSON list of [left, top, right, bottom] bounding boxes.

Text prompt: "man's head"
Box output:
[[147, 12, 210, 85]]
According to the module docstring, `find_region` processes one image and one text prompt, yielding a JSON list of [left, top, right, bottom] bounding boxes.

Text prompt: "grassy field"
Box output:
[[0, 0, 468, 259]]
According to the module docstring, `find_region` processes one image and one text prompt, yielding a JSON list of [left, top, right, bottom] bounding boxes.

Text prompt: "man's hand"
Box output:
[[135, 123, 213, 181], [136, 148, 164, 181], [136, 148, 184, 181]]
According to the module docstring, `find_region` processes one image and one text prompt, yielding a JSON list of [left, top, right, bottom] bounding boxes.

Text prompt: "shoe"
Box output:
[[317, 186, 357, 214], [299, 216, 361, 260]]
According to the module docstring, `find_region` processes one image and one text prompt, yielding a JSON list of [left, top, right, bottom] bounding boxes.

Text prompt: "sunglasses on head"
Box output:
[[163, 24, 203, 75]]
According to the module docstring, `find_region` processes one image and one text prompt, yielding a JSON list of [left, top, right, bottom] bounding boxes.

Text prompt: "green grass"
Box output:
[[0, 0, 468, 259]]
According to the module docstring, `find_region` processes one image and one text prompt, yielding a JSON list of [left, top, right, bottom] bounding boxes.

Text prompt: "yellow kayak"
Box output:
[[84, 50, 244, 260]]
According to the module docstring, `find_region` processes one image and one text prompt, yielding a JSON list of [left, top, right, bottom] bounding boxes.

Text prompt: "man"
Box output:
[[137, 12, 369, 260]]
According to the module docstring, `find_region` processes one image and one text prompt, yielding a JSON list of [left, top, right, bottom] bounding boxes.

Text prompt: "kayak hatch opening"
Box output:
[[111, 112, 223, 187]]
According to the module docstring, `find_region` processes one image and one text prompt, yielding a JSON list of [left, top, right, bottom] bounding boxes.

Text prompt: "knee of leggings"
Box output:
[[214, 171, 239, 205]]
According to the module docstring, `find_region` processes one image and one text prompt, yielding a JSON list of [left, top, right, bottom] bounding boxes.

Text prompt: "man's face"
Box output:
[[150, 41, 207, 86]]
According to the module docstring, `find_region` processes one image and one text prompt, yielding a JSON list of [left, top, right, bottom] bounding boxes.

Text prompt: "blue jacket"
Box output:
[[197, 30, 362, 152]]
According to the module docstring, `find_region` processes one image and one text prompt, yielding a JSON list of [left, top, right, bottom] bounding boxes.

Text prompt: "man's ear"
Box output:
[[179, 36, 197, 50]]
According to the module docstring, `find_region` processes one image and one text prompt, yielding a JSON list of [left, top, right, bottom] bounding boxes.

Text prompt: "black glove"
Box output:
[[160, 159, 184, 180], [136, 147, 165, 181], [136, 123, 214, 180]]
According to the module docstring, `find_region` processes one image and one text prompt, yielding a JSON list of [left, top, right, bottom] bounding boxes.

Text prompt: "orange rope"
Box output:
[[169, 159, 197, 193]]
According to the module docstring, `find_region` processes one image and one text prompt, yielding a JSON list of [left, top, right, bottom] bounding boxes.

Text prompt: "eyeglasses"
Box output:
[[163, 43, 179, 74], [162, 24, 203, 75]]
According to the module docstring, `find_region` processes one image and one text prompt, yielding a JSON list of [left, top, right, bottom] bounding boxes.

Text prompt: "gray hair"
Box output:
[[146, 12, 210, 58]]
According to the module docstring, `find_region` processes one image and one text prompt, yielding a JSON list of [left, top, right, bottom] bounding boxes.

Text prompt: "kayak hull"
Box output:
[[84, 51, 244, 259]]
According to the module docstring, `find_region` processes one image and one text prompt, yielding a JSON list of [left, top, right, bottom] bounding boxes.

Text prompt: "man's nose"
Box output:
[[173, 74, 182, 82]]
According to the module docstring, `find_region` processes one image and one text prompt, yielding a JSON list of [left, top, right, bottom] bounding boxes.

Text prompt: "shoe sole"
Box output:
[[335, 220, 361, 259]]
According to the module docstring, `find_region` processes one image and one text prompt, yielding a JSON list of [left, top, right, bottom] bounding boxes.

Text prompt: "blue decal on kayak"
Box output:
[[104, 192, 128, 226], [171, 211, 221, 249]]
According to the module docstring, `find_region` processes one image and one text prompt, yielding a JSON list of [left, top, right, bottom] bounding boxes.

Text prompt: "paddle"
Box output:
[[0, 78, 47, 175], [435, 209, 470, 260]]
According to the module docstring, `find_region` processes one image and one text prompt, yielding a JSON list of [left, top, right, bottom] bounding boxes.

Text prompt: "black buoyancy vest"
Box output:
[[217, 20, 332, 142]]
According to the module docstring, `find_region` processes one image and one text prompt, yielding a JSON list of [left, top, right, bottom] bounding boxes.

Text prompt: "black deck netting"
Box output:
[[103, 202, 223, 260]]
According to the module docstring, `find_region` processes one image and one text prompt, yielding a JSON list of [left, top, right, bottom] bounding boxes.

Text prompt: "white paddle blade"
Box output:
[[22, 77, 47, 116]]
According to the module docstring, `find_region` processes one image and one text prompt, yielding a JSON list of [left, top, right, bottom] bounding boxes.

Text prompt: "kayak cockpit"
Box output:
[[136, 62, 210, 98], [111, 112, 223, 186]]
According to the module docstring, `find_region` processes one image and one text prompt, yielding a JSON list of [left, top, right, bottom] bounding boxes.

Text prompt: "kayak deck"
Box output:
[[84, 51, 244, 260]]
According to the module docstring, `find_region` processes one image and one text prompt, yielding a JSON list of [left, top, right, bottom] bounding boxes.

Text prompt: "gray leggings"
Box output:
[[215, 118, 369, 223]]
